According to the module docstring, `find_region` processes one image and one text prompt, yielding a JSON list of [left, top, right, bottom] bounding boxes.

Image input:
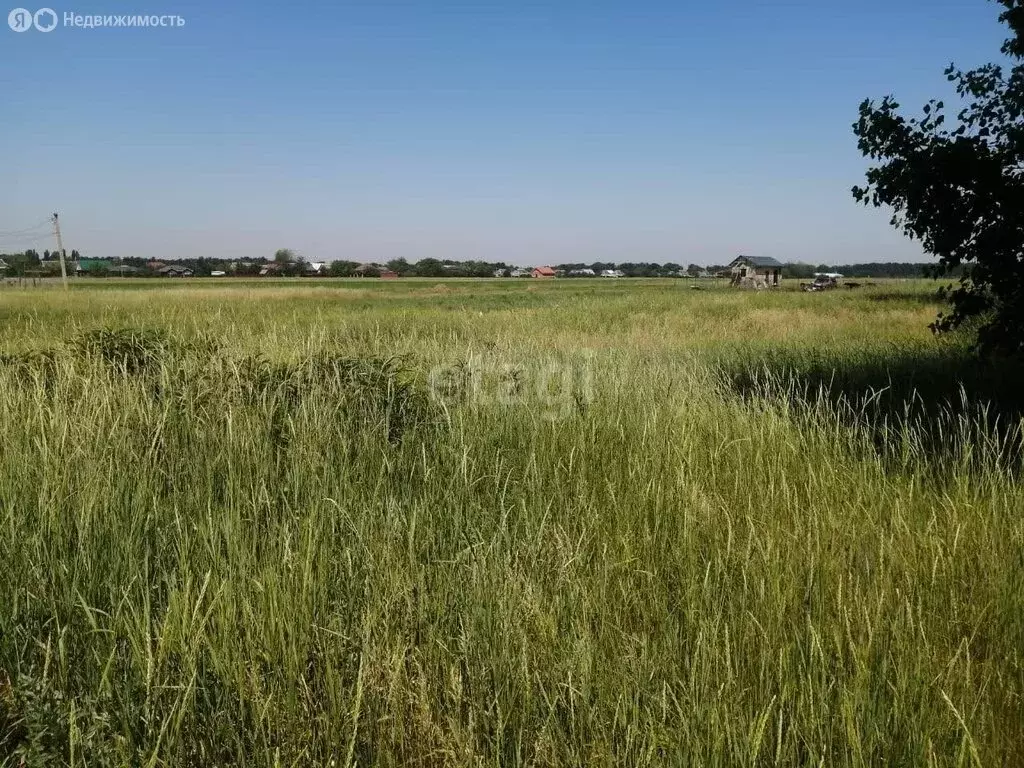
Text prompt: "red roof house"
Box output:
[[531, 266, 556, 278]]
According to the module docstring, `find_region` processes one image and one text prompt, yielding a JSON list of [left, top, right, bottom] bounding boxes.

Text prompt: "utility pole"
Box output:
[[52, 212, 68, 289]]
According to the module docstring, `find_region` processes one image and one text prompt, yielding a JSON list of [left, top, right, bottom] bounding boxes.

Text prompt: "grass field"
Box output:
[[1, 278, 1022, 766]]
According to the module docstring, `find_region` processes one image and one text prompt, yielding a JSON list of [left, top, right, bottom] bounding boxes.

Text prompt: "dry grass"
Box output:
[[0, 277, 1020, 766]]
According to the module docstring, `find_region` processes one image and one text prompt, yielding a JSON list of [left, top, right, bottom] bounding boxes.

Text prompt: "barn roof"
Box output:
[[732, 255, 783, 268]]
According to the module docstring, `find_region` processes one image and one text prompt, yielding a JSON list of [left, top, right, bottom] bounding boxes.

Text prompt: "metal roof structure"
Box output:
[[731, 255, 784, 268]]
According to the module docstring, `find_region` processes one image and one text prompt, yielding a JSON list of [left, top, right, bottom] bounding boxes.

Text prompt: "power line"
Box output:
[[0, 234, 54, 249], [0, 230, 52, 242], [0, 218, 52, 238], [0, 214, 70, 290]]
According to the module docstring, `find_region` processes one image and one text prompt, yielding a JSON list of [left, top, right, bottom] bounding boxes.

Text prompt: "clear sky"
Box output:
[[1, 0, 1010, 265]]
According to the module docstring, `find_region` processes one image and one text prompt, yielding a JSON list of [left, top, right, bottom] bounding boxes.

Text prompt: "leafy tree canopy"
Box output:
[[853, 0, 1024, 354]]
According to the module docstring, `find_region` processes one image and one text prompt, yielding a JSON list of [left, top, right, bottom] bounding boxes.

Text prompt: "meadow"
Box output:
[[0, 277, 1022, 766]]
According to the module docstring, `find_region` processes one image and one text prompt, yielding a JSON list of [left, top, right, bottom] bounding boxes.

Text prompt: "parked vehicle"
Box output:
[[801, 275, 839, 292]]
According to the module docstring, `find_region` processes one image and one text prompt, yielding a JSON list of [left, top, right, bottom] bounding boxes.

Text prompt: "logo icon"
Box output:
[[8, 7, 32, 30], [33, 7, 55, 30]]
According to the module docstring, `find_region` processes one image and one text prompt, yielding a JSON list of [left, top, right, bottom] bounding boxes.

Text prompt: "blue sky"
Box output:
[[1, 0, 1010, 265]]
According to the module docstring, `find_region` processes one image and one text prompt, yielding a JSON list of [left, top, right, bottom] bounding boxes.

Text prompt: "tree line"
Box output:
[[0, 249, 939, 279]]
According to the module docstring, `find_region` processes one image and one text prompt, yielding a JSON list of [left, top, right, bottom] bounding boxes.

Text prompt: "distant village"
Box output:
[[0, 249, 934, 281]]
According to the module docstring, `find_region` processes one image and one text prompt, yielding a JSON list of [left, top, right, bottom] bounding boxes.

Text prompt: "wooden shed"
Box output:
[[729, 255, 783, 289]]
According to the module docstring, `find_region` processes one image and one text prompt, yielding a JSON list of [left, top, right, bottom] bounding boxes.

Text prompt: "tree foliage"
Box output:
[[328, 260, 361, 277], [853, 0, 1024, 354]]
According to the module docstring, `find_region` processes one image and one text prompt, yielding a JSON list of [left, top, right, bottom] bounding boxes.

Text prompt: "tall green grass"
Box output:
[[0, 280, 1021, 766]]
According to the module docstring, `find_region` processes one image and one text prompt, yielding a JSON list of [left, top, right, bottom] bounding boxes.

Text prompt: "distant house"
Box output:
[[210, 270, 226, 277], [156, 264, 193, 277], [0, 259, 8, 272], [493, 269, 507, 278], [601, 269, 624, 278], [729, 255, 783, 289], [509, 268, 528, 278], [306, 262, 326, 275], [570, 268, 596, 276], [380, 269, 399, 279], [259, 263, 298, 276], [531, 266, 556, 278]]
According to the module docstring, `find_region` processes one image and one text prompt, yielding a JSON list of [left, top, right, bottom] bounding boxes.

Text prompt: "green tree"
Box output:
[[271, 249, 309, 276], [853, 0, 1024, 354], [783, 263, 817, 280], [328, 260, 360, 277], [3, 251, 42, 276], [415, 258, 446, 277], [386, 258, 413, 276]]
